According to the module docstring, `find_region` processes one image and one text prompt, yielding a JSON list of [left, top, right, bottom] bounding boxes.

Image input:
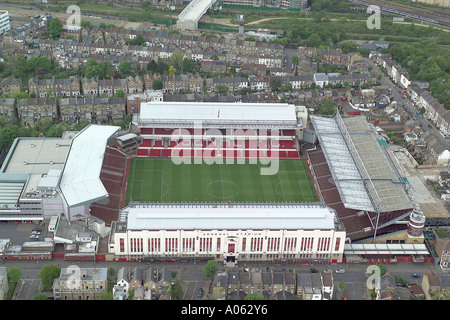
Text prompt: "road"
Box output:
[[365, 57, 450, 148], [1, 257, 440, 300]]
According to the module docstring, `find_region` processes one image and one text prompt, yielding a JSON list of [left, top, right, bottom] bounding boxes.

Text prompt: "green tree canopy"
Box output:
[[32, 293, 48, 300], [168, 280, 183, 300], [170, 50, 184, 69], [38, 265, 61, 291], [269, 76, 281, 92], [152, 79, 163, 90], [118, 61, 134, 77], [84, 59, 114, 79], [244, 293, 266, 300], [45, 122, 71, 138], [114, 89, 125, 98], [96, 291, 114, 300], [7, 267, 22, 283], [0, 126, 18, 149], [317, 99, 337, 115], [216, 84, 228, 95], [46, 18, 63, 39], [202, 260, 219, 278]]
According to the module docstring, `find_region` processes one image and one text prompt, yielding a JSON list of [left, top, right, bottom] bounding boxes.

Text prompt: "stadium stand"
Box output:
[[90, 147, 127, 225]]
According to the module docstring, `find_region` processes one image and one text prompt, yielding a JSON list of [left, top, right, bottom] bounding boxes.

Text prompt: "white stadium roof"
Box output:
[[126, 203, 338, 231], [139, 102, 300, 128], [344, 243, 429, 256], [59, 125, 120, 208], [311, 114, 413, 213]]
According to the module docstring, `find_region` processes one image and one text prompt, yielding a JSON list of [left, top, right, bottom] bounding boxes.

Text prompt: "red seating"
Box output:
[[153, 140, 164, 148], [288, 151, 299, 158], [280, 140, 295, 149], [140, 139, 152, 147], [155, 128, 173, 134], [137, 149, 148, 156], [140, 128, 153, 134], [161, 149, 171, 157], [150, 149, 161, 157]]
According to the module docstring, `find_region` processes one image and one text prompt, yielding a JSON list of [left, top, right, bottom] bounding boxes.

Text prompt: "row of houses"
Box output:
[[0, 76, 144, 98], [0, 96, 126, 125], [110, 266, 334, 301], [211, 268, 334, 301], [371, 52, 449, 137]]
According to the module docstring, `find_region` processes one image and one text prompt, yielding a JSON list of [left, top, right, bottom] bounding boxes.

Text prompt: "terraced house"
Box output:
[[16, 97, 57, 125], [0, 78, 22, 95], [53, 267, 107, 300], [0, 97, 15, 120], [59, 97, 125, 124]]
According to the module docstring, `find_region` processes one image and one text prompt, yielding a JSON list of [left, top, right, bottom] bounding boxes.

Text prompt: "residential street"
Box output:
[[2, 258, 440, 300]]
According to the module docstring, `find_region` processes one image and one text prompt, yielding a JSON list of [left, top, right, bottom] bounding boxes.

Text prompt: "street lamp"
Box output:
[[167, 1, 176, 31], [210, 0, 222, 32]]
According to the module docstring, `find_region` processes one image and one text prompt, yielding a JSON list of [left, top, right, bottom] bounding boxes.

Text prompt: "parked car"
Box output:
[[335, 269, 346, 274], [411, 273, 421, 278], [30, 235, 39, 239], [309, 268, 319, 273], [32, 228, 41, 232], [197, 287, 203, 298]]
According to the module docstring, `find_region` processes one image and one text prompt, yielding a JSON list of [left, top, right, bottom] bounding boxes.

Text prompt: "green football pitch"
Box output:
[[124, 158, 318, 205]]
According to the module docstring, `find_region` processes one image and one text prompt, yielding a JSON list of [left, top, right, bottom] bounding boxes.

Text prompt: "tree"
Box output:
[[0, 126, 18, 149], [107, 267, 116, 282], [182, 58, 195, 74], [84, 59, 114, 79], [147, 60, 158, 73], [7, 267, 22, 283], [317, 99, 337, 115], [12, 92, 30, 100], [432, 291, 450, 300], [211, 53, 219, 61], [269, 76, 281, 92], [245, 293, 266, 300], [38, 265, 61, 291], [32, 293, 48, 300], [152, 79, 163, 90], [114, 89, 125, 98], [216, 84, 228, 95], [46, 18, 63, 39], [339, 282, 346, 293], [96, 291, 114, 300], [27, 56, 52, 74], [202, 260, 219, 278], [168, 66, 176, 76], [168, 280, 183, 300], [118, 61, 133, 77], [45, 122, 71, 138], [291, 54, 299, 67], [170, 50, 184, 70]]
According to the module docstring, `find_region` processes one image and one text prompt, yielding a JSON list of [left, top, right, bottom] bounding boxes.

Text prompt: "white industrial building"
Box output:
[[0, 125, 120, 223], [0, 11, 10, 35], [109, 203, 346, 266]]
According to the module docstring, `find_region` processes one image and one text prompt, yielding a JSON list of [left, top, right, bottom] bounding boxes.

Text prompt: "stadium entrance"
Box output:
[[225, 255, 238, 267]]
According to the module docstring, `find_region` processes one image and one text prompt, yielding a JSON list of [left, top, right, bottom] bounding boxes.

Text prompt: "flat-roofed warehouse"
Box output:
[[0, 125, 120, 223], [308, 114, 416, 242]]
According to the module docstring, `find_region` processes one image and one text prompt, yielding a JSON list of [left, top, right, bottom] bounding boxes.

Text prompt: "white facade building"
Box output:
[[0, 11, 10, 35], [109, 203, 346, 266]]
